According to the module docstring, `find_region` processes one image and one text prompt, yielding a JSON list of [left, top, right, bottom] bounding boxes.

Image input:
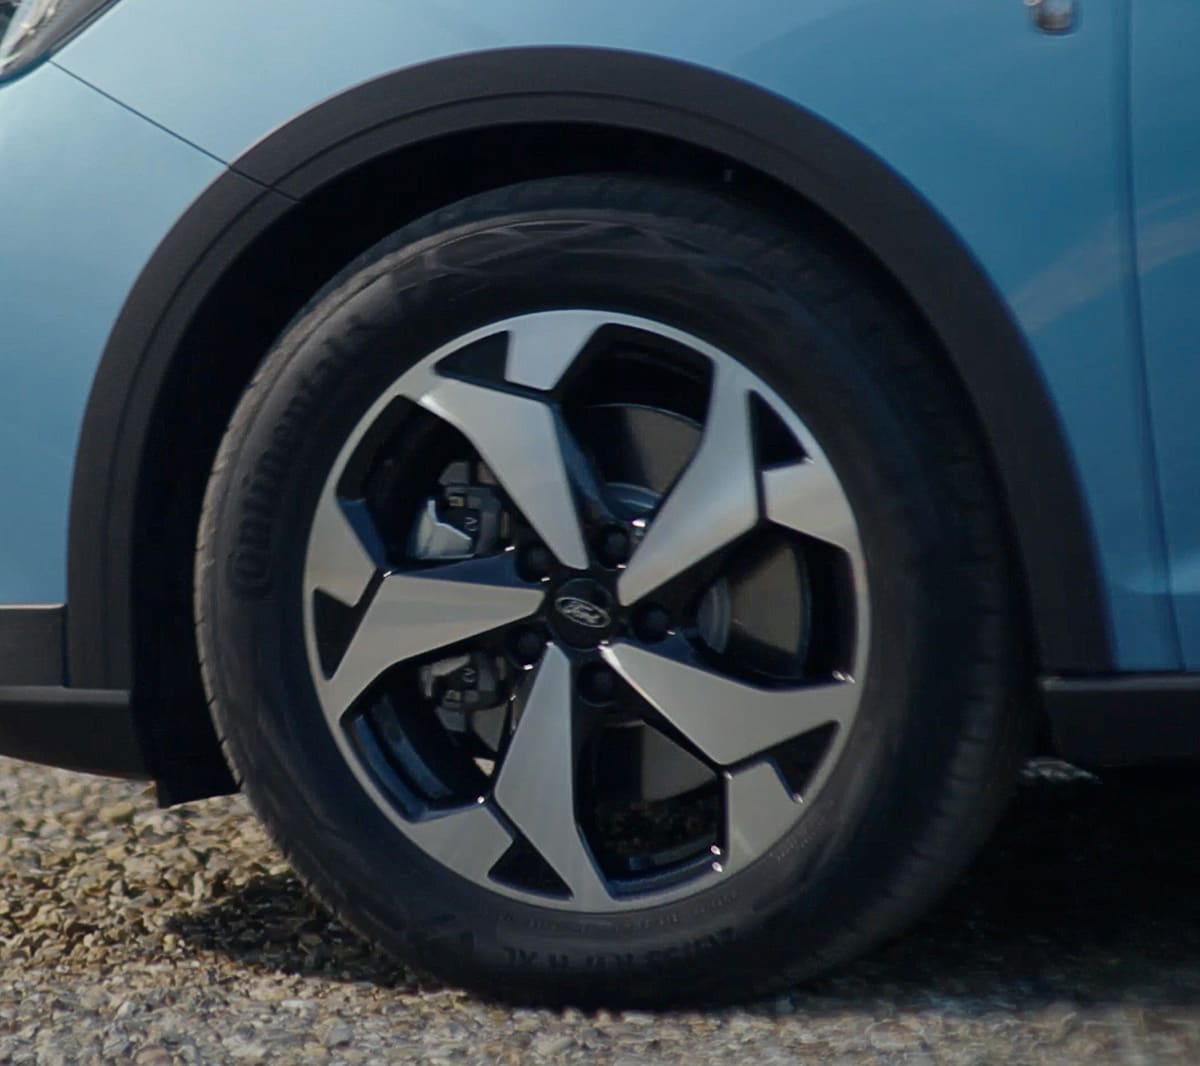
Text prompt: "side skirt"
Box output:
[[0, 606, 147, 777], [1042, 674, 1200, 767], [0, 685, 145, 778]]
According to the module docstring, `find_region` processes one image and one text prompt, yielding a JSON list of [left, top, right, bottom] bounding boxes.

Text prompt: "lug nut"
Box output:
[[521, 544, 553, 580], [511, 627, 546, 665], [579, 663, 618, 705], [635, 604, 672, 643], [597, 526, 632, 567]]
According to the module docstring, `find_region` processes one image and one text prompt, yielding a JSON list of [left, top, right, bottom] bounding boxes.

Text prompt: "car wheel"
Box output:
[[195, 175, 1029, 1005]]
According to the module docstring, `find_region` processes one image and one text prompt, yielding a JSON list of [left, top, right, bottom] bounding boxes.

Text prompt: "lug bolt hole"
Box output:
[[520, 544, 553, 581], [596, 526, 632, 568], [634, 604, 672, 643], [509, 627, 547, 666], [579, 663, 619, 706]]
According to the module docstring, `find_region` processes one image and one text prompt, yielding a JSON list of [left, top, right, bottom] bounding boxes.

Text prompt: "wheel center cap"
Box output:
[[550, 578, 615, 647]]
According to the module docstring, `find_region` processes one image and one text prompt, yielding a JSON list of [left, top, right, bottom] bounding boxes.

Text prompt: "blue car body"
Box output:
[[0, 0, 1196, 793]]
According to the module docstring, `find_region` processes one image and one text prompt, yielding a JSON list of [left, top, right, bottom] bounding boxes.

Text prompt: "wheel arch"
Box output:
[[66, 47, 1109, 799]]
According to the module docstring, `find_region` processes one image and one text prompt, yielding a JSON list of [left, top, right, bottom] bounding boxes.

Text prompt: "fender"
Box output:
[[67, 47, 1111, 691]]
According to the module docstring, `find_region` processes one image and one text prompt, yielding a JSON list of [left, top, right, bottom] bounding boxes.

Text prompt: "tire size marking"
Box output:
[[499, 928, 735, 972]]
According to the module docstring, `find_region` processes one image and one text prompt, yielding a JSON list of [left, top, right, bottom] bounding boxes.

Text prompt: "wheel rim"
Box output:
[[302, 309, 869, 912]]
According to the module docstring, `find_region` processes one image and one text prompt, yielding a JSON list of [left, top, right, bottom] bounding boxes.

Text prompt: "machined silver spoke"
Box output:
[[723, 761, 806, 871], [502, 309, 609, 391], [493, 645, 612, 908], [602, 640, 857, 766], [763, 459, 860, 553], [618, 364, 757, 605], [315, 556, 542, 725], [306, 491, 383, 608], [403, 802, 514, 883], [419, 377, 589, 570]]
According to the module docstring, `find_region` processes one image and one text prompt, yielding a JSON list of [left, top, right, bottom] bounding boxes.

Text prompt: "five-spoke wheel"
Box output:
[[303, 310, 867, 910]]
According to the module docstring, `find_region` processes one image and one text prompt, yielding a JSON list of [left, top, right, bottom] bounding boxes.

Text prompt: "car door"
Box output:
[[1130, 0, 1200, 667]]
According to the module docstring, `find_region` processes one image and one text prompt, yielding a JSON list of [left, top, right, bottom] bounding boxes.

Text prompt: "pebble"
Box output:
[[325, 1022, 354, 1048]]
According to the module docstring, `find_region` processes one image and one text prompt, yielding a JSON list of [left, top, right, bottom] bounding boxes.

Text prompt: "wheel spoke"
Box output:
[[306, 492, 385, 607], [618, 365, 757, 605], [503, 310, 609, 391], [724, 761, 804, 871], [602, 640, 857, 766], [493, 645, 612, 908], [419, 378, 589, 570], [403, 802, 514, 883], [763, 459, 860, 554], [315, 554, 542, 725]]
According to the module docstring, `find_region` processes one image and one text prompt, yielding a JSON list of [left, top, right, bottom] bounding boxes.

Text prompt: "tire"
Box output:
[[195, 174, 1029, 1006]]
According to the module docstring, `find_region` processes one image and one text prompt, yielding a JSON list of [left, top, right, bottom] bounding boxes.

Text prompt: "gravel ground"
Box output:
[[0, 757, 1197, 1065]]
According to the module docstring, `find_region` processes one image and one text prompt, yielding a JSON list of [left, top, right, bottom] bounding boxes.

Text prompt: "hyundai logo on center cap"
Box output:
[[555, 595, 611, 629]]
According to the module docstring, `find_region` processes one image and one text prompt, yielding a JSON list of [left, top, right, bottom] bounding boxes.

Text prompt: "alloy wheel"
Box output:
[[302, 309, 868, 912]]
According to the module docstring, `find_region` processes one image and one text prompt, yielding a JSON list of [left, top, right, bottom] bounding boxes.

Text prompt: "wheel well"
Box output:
[[133, 123, 1034, 804]]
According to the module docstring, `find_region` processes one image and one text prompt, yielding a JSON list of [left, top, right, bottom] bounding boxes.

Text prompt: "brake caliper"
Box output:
[[418, 652, 507, 715], [409, 461, 506, 560], [410, 462, 514, 749]]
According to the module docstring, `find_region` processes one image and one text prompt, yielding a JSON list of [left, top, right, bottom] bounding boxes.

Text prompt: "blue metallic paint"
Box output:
[[1130, 0, 1200, 668], [0, 0, 1187, 668], [0, 61, 222, 602]]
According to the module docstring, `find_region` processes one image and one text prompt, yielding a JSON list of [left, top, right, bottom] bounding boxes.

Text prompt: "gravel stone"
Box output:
[[0, 757, 1197, 1063], [324, 1022, 354, 1048]]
